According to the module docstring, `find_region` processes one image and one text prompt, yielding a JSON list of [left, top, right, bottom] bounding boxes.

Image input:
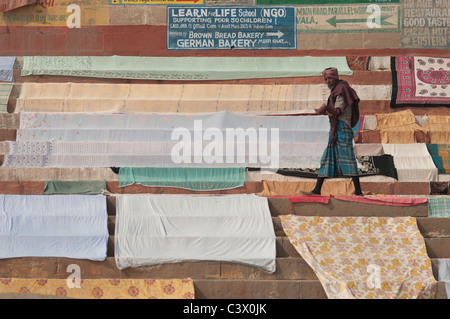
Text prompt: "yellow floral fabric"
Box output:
[[280, 215, 437, 299], [0, 278, 195, 299]]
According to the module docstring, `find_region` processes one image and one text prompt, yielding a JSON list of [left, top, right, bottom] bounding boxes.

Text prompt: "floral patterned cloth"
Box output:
[[391, 56, 450, 108], [0, 278, 195, 299], [346, 56, 370, 71], [280, 215, 437, 299]]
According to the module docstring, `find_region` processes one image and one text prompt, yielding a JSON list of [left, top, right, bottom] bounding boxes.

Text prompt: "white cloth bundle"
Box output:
[[0, 195, 109, 260], [382, 144, 438, 181], [114, 194, 276, 272]]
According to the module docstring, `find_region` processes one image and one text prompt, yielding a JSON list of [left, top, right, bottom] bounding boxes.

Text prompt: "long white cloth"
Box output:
[[3, 141, 327, 168], [15, 82, 390, 113], [382, 144, 438, 182], [114, 194, 276, 272], [4, 111, 331, 168], [18, 111, 329, 131], [0, 195, 108, 260]]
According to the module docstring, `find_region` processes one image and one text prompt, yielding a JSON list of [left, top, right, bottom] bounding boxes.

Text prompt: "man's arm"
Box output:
[[325, 95, 344, 117], [317, 103, 342, 117]]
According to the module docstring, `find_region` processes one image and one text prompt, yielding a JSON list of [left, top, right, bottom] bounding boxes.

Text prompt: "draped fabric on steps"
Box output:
[[427, 196, 450, 217], [257, 180, 356, 197], [118, 167, 246, 191], [270, 154, 397, 179], [0, 195, 108, 261], [382, 144, 438, 182], [114, 194, 276, 272], [21, 56, 353, 80], [359, 110, 429, 144], [333, 195, 427, 206], [430, 182, 449, 195], [0, 57, 15, 82], [14, 82, 390, 114], [391, 56, 450, 108], [0, 0, 37, 12], [43, 180, 107, 194], [280, 215, 437, 299], [426, 144, 450, 174], [423, 116, 450, 144], [0, 82, 13, 113], [0, 278, 195, 299], [4, 111, 331, 169]]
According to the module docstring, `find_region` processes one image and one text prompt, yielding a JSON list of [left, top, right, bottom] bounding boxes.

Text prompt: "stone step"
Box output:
[[0, 256, 443, 282], [193, 279, 448, 299], [0, 180, 438, 196], [0, 279, 446, 299], [267, 197, 432, 217]]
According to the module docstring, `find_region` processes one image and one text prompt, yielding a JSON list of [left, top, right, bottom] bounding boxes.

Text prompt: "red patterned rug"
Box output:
[[391, 56, 450, 108], [346, 56, 370, 71]]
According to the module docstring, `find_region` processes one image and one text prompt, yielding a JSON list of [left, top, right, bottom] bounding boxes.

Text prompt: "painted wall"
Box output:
[[0, 0, 447, 55]]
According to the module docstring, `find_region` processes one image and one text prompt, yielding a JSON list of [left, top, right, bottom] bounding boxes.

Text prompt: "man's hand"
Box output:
[[317, 103, 327, 115]]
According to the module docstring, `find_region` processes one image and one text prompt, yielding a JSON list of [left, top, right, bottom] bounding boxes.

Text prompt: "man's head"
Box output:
[[322, 67, 339, 89]]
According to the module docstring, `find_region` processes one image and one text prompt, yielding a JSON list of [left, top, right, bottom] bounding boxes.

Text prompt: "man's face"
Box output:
[[324, 76, 337, 89]]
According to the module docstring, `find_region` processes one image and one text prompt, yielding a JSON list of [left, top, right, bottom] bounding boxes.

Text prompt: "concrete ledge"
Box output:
[[267, 197, 430, 217], [0, 256, 444, 281], [193, 279, 448, 299], [0, 279, 445, 299]]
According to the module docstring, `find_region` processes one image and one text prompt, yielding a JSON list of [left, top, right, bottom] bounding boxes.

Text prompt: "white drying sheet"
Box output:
[[114, 194, 276, 272], [3, 140, 327, 168], [382, 144, 438, 182], [19, 111, 330, 132], [0, 195, 109, 260], [5, 111, 331, 168]]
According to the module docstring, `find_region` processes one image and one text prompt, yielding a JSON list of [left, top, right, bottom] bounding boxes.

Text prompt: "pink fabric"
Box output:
[[289, 196, 331, 204], [392, 57, 450, 106], [0, 0, 37, 12], [334, 196, 428, 206], [263, 195, 330, 214], [263, 195, 331, 204]]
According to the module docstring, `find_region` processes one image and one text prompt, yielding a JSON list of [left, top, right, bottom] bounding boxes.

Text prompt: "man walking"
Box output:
[[306, 67, 363, 196]]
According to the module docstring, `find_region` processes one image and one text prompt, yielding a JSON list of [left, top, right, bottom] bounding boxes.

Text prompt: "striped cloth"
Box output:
[[318, 120, 359, 177], [0, 82, 12, 113], [427, 197, 450, 217]]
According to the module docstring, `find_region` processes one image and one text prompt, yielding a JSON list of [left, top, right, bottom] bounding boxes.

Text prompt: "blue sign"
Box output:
[[167, 6, 297, 50]]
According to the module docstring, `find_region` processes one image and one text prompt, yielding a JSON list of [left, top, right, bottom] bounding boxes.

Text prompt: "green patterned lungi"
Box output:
[[318, 120, 359, 177]]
